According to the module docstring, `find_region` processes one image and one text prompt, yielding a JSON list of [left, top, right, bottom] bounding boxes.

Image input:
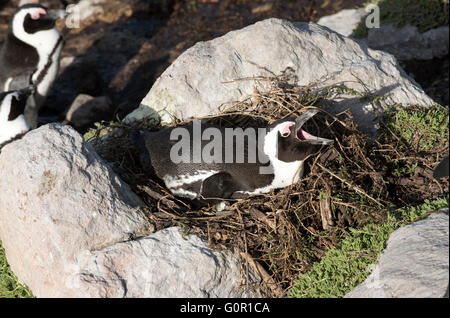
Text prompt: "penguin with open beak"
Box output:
[[132, 109, 334, 203], [0, 4, 67, 129], [0, 86, 35, 148]]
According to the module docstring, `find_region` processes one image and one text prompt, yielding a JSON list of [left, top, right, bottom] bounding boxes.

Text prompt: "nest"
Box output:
[[91, 69, 449, 297]]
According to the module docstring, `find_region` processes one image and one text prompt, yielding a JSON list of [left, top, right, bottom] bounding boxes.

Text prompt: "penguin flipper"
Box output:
[[201, 172, 241, 201]]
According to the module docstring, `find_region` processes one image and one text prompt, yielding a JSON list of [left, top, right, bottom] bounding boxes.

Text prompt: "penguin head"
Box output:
[[0, 86, 34, 121], [0, 87, 34, 147], [10, 4, 66, 44], [0, 86, 34, 147], [268, 109, 334, 163]]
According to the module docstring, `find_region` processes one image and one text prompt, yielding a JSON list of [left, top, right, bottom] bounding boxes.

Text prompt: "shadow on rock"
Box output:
[[42, 0, 175, 131]]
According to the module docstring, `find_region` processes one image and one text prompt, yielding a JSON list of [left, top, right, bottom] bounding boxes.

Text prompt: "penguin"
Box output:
[[0, 86, 35, 148], [131, 109, 334, 203], [0, 4, 66, 129], [433, 155, 449, 179]]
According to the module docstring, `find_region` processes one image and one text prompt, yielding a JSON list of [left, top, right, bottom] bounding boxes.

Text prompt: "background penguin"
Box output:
[[433, 155, 449, 179], [0, 86, 35, 148], [0, 4, 66, 129], [131, 110, 334, 203]]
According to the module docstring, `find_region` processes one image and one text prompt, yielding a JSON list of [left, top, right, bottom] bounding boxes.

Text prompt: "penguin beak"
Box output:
[[10, 86, 35, 102], [44, 9, 68, 21], [18, 85, 36, 98], [294, 109, 334, 145]]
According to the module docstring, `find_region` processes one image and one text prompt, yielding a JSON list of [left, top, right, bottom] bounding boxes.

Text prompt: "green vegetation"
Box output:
[[381, 105, 449, 152], [288, 197, 449, 298], [0, 241, 32, 298], [83, 121, 117, 142], [352, 0, 449, 38]]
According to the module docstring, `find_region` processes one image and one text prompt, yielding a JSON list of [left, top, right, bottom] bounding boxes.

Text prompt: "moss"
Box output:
[[381, 105, 449, 152], [352, 0, 449, 38], [0, 241, 33, 298], [288, 196, 449, 298]]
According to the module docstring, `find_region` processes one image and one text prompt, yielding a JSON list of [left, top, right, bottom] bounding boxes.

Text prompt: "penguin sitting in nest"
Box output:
[[0, 4, 67, 129], [131, 109, 334, 204]]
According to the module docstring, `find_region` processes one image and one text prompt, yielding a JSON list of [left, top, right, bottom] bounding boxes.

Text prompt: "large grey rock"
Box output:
[[317, 8, 365, 37], [368, 24, 449, 60], [0, 124, 151, 297], [0, 124, 261, 297], [124, 18, 434, 136], [346, 209, 449, 298], [79, 227, 260, 297]]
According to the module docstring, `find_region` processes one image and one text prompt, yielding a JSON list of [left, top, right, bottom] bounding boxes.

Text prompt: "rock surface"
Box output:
[[64, 94, 113, 131], [80, 227, 260, 298], [317, 8, 449, 61], [0, 124, 260, 297], [0, 124, 150, 296], [317, 8, 365, 37], [346, 209, 449, 298], [125, 18, 434, 136], [368, 24, 449, 61]]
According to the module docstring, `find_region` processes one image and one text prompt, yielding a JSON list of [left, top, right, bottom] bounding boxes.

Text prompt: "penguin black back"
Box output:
[[132, 110, 334, 202]]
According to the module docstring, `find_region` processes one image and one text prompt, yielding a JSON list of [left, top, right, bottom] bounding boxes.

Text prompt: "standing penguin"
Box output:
[[0, 4, 66, 128], [132, 109, 334, 203], [0, 86, 35, 148]]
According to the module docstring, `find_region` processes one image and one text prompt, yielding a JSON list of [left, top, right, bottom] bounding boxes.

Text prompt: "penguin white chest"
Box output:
[[0, 115, 30, 145], [247, 160, 304, 195], [0, 94, 30, 145], [31, 29, 63, 97], [270, 159, 304, 188]]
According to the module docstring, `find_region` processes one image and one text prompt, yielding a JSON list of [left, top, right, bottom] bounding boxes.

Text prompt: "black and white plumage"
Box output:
[[434, 155, 449, 179], [132, 110, 334, 203], [0, 4, 66, 128], [0, 86, 35, 148]]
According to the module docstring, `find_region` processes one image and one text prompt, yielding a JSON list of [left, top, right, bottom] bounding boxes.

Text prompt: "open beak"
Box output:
[[295, 109, 334, 145]]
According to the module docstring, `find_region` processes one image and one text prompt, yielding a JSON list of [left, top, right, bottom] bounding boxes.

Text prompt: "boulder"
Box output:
[[124, 18, 434, 136], [318, 7, 449, 61], [0, 124, 261, 297], [346, 209, 449, 298], [0, 124, 151, 296], [317, 8, 365, 37], [367, 24, 449, 61], [79, 227, 260, 298], [64, 94, 113, 131], [67, 0, 105, 23]]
